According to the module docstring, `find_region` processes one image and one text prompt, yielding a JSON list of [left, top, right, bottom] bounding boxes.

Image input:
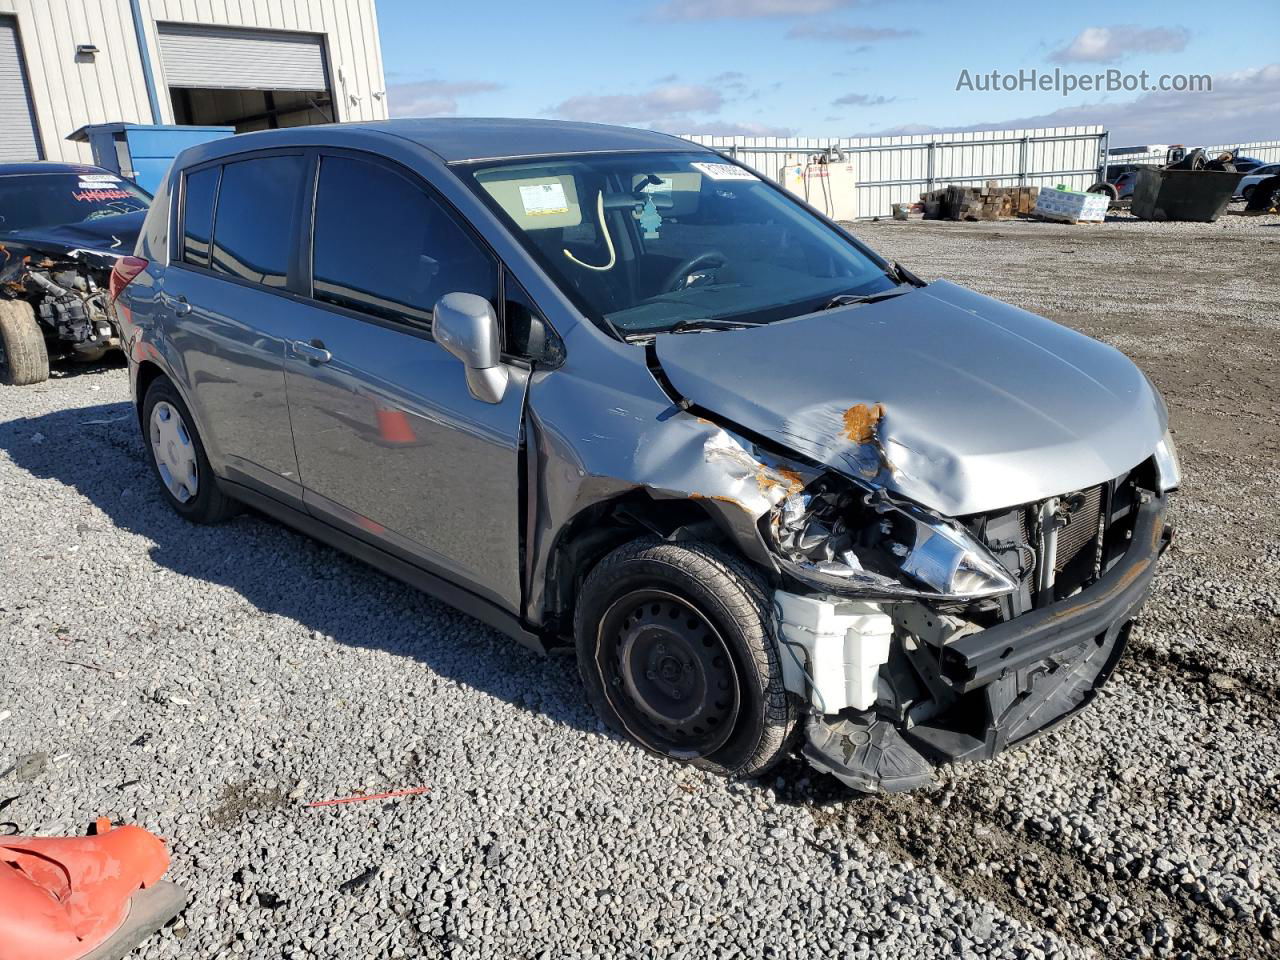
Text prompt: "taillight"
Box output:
[[109, 255, 148, 302]]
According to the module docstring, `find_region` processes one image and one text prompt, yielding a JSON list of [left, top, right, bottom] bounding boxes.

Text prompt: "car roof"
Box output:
[[0, 161, 118, 177], [374, 118, 699, 162], [178, 118, 707, 166]]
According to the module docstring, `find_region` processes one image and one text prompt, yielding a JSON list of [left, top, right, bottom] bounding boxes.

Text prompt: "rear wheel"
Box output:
[[1242, 185, 1255, 202], [575, 538, 796, 778], [142, 376, 238, 523], [0, 299, 50, 386]]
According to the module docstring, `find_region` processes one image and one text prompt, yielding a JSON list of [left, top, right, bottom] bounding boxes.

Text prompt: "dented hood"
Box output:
[[1, 210, 144, 260], [653, 280, 1166, 516]]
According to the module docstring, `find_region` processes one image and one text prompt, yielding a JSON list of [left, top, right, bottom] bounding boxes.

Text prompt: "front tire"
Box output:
[[575, 538, 796, 778], [0, 299, 50, 386], [142, 376, 238, 523]]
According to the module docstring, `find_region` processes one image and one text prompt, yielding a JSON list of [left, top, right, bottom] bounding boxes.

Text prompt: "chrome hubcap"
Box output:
[[149, 401, 199, 503]]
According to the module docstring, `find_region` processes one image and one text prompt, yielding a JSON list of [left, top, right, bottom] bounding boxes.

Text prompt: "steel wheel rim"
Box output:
[[149, 401, 199, 503], [596, 589, 740, 760]]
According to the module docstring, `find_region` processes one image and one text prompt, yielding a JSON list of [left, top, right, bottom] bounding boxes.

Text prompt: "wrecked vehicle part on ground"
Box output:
[[120, 121, 1179, 794], [0, 163, 149, 385], [1, 243, 121, 359]]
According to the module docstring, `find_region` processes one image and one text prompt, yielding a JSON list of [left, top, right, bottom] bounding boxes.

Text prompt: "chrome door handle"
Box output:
[[291, 339, 332, 364], [160, 292, 191, 316]]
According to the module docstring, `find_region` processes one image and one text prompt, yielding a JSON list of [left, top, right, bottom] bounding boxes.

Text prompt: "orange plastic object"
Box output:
[[0, 820, 170, 960], [374, 405, 417, 445]]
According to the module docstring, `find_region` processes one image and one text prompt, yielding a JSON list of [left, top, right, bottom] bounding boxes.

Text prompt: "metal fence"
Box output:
[[680, 125, 1108, 220], [1110, 139, 1280, 168]]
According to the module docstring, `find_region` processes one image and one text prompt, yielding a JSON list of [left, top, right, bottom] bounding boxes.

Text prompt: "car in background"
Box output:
[[1236, 163, 1280, 202], [117, 119, 1179, 794], [0, 162, 150, 385], [1110, 169, 1141, 201], [1089, 165, 1147, 204], [1230, 154, 1266, 173]]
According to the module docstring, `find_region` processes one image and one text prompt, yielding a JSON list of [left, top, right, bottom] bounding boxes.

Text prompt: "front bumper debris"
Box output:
[[803, 495, 1170, 793]]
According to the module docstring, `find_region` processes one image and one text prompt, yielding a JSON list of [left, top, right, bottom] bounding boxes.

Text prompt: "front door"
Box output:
[[283, 153, 528, 613]]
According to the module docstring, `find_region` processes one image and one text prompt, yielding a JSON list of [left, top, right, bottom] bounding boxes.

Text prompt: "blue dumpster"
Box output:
[[66, 123, 234, 193]]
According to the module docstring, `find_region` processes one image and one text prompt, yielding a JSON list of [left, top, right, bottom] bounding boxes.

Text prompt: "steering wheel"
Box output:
[[662, 251, 727, 293]]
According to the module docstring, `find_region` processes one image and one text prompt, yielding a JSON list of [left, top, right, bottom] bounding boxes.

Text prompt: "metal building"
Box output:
[[0, 0, 388, 164]]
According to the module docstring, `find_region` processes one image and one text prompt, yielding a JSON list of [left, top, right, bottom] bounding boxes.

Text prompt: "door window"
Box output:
[[210, 155, 305, 287], [181, 166, 219, 267], [311, 155, 497, 329]]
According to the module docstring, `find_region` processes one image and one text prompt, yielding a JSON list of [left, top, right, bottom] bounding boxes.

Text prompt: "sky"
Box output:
[[375, 0, 1278, 148]]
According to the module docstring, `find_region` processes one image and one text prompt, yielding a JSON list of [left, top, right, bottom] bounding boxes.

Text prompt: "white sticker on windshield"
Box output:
[[519, 182, 570, 216], [78, 174, 121, 184], [690, 162, 758, 182]]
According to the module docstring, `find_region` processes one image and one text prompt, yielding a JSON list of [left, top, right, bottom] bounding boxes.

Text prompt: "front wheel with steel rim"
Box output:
[[141, 376, 238, 523], [575, 538, 796, 778]]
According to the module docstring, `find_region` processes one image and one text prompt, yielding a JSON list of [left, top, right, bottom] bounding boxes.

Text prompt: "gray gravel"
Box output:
[[2, 214, 1278, 958]]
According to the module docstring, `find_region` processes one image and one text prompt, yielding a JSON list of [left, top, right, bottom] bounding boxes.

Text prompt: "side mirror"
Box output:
[[432, 292, 508, 404]]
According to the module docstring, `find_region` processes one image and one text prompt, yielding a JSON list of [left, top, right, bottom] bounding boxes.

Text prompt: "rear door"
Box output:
[[160, 152, 313, 503], [283, 152, 530, 612]]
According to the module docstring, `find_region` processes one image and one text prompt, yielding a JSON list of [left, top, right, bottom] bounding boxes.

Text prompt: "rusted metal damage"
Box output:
[[841, 402, 884, 445]]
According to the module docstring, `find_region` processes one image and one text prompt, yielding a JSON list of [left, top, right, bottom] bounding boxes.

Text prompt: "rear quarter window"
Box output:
[[181, 167, 219, 267]]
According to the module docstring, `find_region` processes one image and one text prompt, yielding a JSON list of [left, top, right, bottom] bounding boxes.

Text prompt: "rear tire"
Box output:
[[0, 299, 50, 386], [575, 537, 796, 778], [142, 376, 238, 524], [1242, 185, 1255, 202]]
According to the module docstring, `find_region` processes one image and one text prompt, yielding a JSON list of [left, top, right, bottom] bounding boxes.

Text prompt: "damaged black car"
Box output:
[[0, 162, 150, 385]]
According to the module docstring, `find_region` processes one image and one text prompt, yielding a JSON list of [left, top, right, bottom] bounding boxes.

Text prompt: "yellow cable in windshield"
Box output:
[[563, 190, 616, 271]]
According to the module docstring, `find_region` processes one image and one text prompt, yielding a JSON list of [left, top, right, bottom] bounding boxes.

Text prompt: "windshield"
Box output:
[[0, 172, 150, 233], [461, 151, 896, 337]]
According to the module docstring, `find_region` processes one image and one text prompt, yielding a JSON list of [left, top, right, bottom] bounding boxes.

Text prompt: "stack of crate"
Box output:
[[920, 182, 1040, 221]]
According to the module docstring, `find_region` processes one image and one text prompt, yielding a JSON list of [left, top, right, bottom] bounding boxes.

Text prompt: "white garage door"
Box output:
[[157, 23, 329, 91], [0, 17, 40, 162]]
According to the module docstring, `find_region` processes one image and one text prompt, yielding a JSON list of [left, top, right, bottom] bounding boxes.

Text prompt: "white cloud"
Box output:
[[787, 23, 917, 42], [388, 81, 502, 117], [665, 119, 798, 137], [1049, 25, 1190, 64], [868, 63, 1280, 147], [551, 83, 724, 124], [655, 0, 871, 21], [833, 92, 898, 106]]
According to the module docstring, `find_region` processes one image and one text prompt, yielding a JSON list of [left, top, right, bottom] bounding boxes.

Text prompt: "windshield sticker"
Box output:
[[73, 187, 134, 203], [519, 182, 570, 216], [690, 162, 757, 182], [78, 174, 121, 184]]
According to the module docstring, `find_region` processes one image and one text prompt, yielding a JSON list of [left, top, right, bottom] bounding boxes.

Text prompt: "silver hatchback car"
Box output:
[[115, 119, 1179, 792]]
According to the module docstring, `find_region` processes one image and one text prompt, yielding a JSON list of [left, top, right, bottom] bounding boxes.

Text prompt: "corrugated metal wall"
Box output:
[[0, 15, 40, 160], [0, 0, 387, 163], [681, 126, 1107, 220]]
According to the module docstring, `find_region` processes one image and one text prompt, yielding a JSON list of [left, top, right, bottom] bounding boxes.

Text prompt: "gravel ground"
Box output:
[[2, 213, 1278, 959]]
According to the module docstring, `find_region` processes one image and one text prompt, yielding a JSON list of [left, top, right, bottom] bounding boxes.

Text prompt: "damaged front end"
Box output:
[[766, 445, 1175, 793], [0, 242, 122, 362]]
